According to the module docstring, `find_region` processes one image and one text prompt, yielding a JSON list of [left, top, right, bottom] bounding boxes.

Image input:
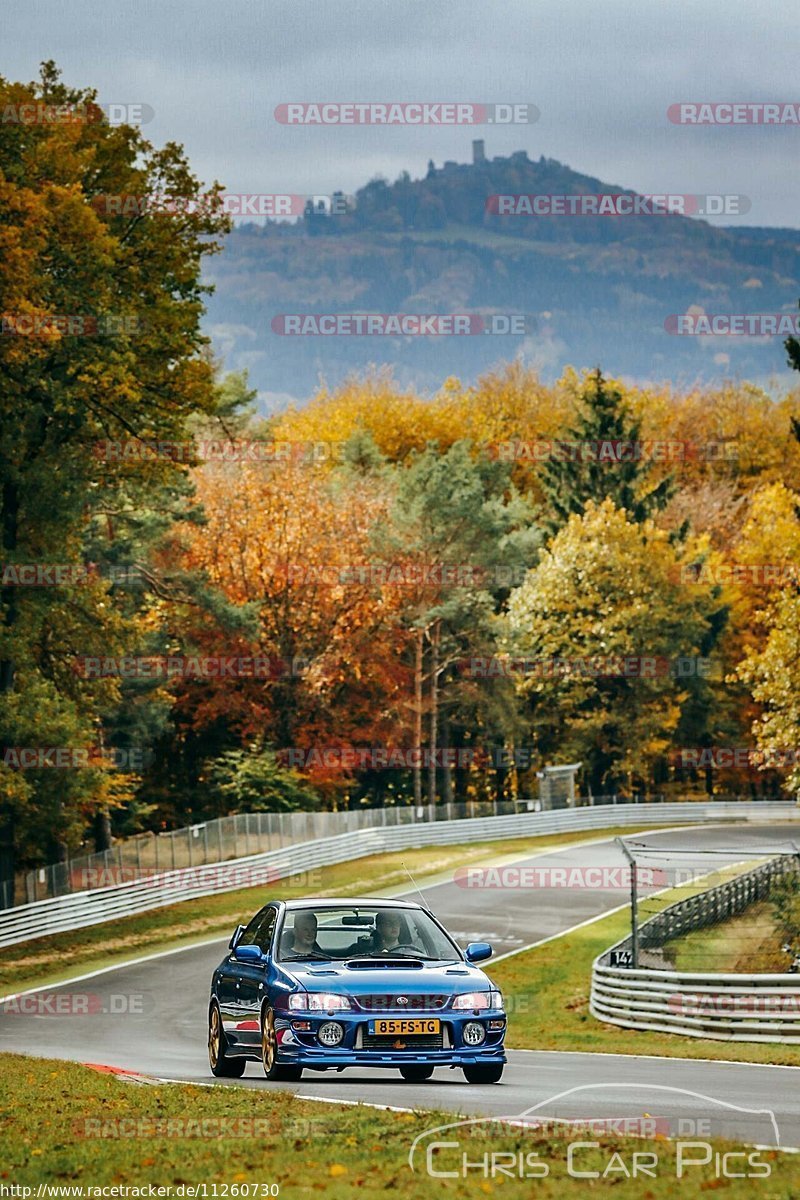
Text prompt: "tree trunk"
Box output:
[[413, 629, 423, 806], [441, 717, 454, 805], [427, 619, 440, 806], [0, 479, 20, 906], [94, 807, 113, 853]]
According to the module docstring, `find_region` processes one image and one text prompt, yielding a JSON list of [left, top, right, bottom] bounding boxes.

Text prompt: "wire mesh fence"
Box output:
[[605, 838, 800, 973], [14, 797, 548, 906], [7, 791, 782, 909]]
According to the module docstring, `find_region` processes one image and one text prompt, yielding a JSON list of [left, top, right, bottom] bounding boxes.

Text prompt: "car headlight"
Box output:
[[453, 990, 503, 1010], [288, 992, 352, 1011]]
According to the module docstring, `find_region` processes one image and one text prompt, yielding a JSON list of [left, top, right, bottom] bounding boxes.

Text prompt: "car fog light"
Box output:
[[463, 1021, 486, 1046], [318, 1021, 345, 1047], [488, 1019, 505, 1031]]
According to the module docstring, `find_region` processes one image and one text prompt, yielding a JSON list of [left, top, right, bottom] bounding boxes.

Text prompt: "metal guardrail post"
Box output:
[[617, 837, 639, 968]]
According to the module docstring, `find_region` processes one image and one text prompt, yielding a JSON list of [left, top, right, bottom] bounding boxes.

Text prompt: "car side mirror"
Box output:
[[465, 942, 493, 963], [234, 944, 264, 964], [229, 924, 245, 951]]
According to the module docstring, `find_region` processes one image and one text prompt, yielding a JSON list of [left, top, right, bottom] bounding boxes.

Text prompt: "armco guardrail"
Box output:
[[591, 852, 800, 1043], [18, 793, 662, 904], [1, 801, 796, 950]]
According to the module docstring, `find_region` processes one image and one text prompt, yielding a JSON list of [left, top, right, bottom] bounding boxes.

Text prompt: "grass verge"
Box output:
[[1, 825, 668, 995], [0, 1052, 795, 1195], [667, 900, 788, 973]]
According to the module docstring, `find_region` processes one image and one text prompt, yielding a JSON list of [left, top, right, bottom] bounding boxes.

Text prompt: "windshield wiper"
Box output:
[[282, 952, 333, 961]]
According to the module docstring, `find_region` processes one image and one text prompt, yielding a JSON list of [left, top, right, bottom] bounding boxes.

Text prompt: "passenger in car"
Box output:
[[281, 910, 325, 956]]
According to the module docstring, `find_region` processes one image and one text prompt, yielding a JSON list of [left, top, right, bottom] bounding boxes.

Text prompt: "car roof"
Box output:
[[281, 897, 423, 910]]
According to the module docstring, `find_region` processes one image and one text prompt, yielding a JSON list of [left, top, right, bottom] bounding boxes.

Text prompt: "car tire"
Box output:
[[208, 1002, 246, 1078], [261, 1007, 303, 1082], [399, 1065, 434, 1082], [463, 1062, 504, 1084]]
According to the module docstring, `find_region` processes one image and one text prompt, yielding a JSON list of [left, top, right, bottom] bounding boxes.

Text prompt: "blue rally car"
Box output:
[[208, 898, 506, 1083]]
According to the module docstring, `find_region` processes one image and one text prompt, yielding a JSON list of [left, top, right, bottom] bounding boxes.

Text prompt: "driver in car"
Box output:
[[372, 910, 404, 953], [344, 910, 408, 957]]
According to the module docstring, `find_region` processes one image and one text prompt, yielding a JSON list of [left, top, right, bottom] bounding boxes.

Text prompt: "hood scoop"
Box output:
[[345, 958, 424, 970]]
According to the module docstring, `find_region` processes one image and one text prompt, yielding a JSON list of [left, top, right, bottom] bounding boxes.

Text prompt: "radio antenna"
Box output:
[[402, 861, 433, 912]]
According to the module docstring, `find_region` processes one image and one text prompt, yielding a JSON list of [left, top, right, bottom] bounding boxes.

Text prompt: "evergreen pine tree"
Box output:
[[539, 369, 674, 532]]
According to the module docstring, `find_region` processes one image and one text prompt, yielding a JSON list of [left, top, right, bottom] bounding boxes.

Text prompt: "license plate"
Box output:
[[368, 1018, 441, 1036]]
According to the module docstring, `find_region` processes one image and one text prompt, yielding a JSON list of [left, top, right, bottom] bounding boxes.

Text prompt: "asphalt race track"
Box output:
[[3, 822, 800, 1147]]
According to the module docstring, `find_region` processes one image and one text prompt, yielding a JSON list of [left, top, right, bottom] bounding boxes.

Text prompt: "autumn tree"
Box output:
[[374, 441, 539, 804], [0, 63, 229, 894], [171, 450, 407, 807], [504, 499, 721, 795], [731, 323, 800, 798]]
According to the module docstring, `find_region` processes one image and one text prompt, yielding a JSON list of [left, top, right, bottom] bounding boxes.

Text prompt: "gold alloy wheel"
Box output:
[[262, 1010, 277, 1074], [208, 1005, 221, 1069]]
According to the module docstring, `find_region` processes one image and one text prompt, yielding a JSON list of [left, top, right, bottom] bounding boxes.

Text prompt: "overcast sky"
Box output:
[[5, 0, 798, 227]]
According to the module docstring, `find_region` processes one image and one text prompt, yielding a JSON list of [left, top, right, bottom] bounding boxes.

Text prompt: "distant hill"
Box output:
[[202, 146, 800, 405]]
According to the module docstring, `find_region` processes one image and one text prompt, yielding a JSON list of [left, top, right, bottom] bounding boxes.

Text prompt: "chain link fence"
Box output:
[[8, 791, 779, 909], [15, 798, 545, 907]]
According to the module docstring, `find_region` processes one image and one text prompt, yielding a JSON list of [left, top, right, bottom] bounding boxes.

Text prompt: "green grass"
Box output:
[[666, 900, 788, 973], [0, 826, 669, 995], [492, 902, 800, 1067], [0, 1053, 795, 1196]]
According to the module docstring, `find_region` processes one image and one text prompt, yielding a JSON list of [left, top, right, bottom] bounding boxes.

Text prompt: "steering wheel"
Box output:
[[386, 942, 422, 954]]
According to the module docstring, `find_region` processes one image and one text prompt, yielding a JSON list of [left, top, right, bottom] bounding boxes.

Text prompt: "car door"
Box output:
[[219, 907, 267, 1041], [235, 906, 277, 1049]]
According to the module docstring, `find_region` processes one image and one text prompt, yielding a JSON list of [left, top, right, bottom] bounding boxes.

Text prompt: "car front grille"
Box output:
[[361, 1032, 444, 1050], [354, 993, 449, 1011]]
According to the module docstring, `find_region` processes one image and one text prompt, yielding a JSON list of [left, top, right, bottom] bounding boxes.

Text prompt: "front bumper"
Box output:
[[273, 1008, 507, 1068]]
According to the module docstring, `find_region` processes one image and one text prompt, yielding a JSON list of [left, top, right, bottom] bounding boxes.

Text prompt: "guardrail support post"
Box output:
[[617, 837, 639, 968]]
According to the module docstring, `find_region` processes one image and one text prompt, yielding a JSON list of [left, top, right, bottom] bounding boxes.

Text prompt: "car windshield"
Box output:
[[276, 904, 462, 962]]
